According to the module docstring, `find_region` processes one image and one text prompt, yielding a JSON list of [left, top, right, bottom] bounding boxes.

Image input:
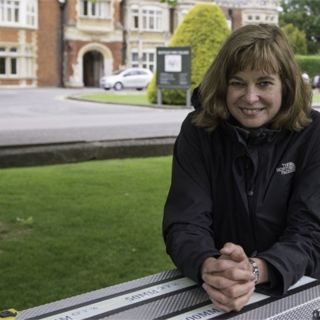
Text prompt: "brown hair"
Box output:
[[193, 24, 312, 131]]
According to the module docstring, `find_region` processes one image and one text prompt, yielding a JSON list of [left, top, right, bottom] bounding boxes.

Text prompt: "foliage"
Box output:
[[160, 0, 177, 7], [0, 157, 174, 309], [279, 0, 320, 54], [282, 23, 307, 54], [295, 55, 320, 80], [147, 3, 230, 105], [79, 92, 153, 106]]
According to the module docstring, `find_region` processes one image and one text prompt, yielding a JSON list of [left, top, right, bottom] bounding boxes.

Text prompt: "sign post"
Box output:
[[156, 47, 192, 107]]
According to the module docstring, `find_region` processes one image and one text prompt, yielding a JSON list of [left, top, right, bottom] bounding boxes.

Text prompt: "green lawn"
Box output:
[[80, 92, 153, 106], [0, 157, 174, 310]]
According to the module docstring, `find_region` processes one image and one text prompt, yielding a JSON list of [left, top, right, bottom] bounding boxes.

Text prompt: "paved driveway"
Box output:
[[0, 88, 190, 147]]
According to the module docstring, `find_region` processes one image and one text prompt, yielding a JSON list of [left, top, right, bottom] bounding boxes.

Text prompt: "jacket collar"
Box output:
[[223, 118, 280, 145]]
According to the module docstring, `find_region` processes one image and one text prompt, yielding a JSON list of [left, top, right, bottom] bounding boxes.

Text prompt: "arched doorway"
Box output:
[[83, 50, 104, 87]]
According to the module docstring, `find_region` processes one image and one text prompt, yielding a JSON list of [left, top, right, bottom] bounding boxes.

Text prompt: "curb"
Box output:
[[0, 137, 176, 168], [68, 95, 190, 110]]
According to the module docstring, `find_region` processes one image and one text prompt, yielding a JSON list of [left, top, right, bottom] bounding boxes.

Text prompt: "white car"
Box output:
[[100, 68, 153, 91]]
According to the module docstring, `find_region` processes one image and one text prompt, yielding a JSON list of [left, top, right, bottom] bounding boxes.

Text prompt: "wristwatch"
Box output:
[[248, 258, 260, 284]]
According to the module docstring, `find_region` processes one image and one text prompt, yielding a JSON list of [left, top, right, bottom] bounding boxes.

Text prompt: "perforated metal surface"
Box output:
[[102, 287, 208, 320], [17, 270, 320, 320], [231, 284, 320, 320], [17, 269, 181, 320]]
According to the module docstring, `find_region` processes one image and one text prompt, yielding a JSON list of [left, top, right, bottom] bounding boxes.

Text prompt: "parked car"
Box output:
[[100, 68, 153, 91]]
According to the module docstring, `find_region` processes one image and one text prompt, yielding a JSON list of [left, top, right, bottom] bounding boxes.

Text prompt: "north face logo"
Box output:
[[276, 162, 296, 175]]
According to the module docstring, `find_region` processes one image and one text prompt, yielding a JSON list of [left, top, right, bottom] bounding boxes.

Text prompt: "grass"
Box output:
[[0, 156, 175, 310], [80, 91, 153, 106], [79, 91, 320, 106]]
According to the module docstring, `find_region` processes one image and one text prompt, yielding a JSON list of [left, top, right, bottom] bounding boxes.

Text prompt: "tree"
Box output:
[[279, 0, 320, 54], [147, 3, 230, 105], [160, 0, 177, 6], [281, 23, 307, 54]]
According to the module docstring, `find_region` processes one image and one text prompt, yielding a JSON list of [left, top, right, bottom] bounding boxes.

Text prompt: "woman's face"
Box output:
[[226, 68, 282, 128]]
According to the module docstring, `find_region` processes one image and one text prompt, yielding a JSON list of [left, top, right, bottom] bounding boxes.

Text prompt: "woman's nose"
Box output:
[[243, 87, 260, 104]]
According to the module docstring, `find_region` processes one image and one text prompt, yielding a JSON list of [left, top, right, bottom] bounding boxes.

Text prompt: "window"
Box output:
[[142, 52, 155, 72], [0, 46, 18, 76], [131, 50, 155, 71], [80, 0, 111, 19], [26, 0, 36, 27], [0, 57, 5, 74], [0, 45, 35, 78], [130, 6, 163, 32], [131, 51, 139, 68], [131, 8, 139, 29], [0, 0, 37, 27], [142, 8, 162, 31], [0, 0, 20, 24]]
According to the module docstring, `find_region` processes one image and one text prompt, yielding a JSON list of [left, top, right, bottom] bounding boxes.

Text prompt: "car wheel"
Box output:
[[136, 88, 143, 91], [114, 82, 123, 91]]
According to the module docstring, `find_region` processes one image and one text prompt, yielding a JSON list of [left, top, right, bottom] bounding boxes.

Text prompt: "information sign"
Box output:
[[156, 47, 191, 89]]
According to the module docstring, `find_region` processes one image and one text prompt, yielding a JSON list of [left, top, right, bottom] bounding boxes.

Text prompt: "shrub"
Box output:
[[147, 3, 230, 106], [296, 55, 320, 81]]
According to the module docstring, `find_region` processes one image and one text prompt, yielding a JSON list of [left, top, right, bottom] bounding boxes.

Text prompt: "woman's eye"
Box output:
[[258, 81, 272, 88], [229, 81, 244, 87]]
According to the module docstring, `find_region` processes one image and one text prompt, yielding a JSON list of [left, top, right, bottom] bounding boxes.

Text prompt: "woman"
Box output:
[[163, 24, 320, 313]]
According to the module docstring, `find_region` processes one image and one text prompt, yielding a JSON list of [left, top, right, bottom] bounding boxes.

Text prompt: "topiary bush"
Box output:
[[147, 3, 230, 106]]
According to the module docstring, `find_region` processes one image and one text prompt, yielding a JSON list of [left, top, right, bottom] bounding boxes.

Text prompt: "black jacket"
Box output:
[[163, 104, 320, 295]]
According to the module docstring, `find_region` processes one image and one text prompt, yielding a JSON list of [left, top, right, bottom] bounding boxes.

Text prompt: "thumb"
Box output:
[[220, 242, 247, 262]]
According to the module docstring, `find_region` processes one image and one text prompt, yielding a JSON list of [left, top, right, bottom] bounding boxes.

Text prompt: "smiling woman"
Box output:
[[163, 23, 320, 314], [226, 70, 282, 128]]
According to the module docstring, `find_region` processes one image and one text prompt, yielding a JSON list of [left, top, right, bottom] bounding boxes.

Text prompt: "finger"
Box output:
[[202, 258, 240, 274], [204, 284, 255, 313], [221, 280, 255, 299], [203, 283, 237, 312], [211, 299, 232, 313], [229, 287, 255, 312], [220, 243, 247, 262], [223, 265, 253, 282], [202, 272, 238, 289]]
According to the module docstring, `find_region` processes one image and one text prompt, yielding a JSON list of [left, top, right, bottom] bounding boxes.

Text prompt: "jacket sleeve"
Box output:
[[163, 113, 219, 283], [258, 126, 320, 294]]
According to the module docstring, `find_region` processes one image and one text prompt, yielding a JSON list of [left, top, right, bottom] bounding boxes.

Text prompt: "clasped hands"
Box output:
[[201, 242, 257, 313]]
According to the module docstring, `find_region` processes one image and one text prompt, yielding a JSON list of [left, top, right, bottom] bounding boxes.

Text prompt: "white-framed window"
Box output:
[[0, 46, 18, 76], [0, 0, 20, 24], [131, 51, 139, 68], [26, 0, 36, 27], [130, 5, 163, 32], [80, 0, 111, 19], [130, 49, 155, 71], [0, 45, 35, 78], [142, 8, 162, 31], [131, 7, 139, 29], [142, 51, 155, 72], [0, 0, 37, 28]]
